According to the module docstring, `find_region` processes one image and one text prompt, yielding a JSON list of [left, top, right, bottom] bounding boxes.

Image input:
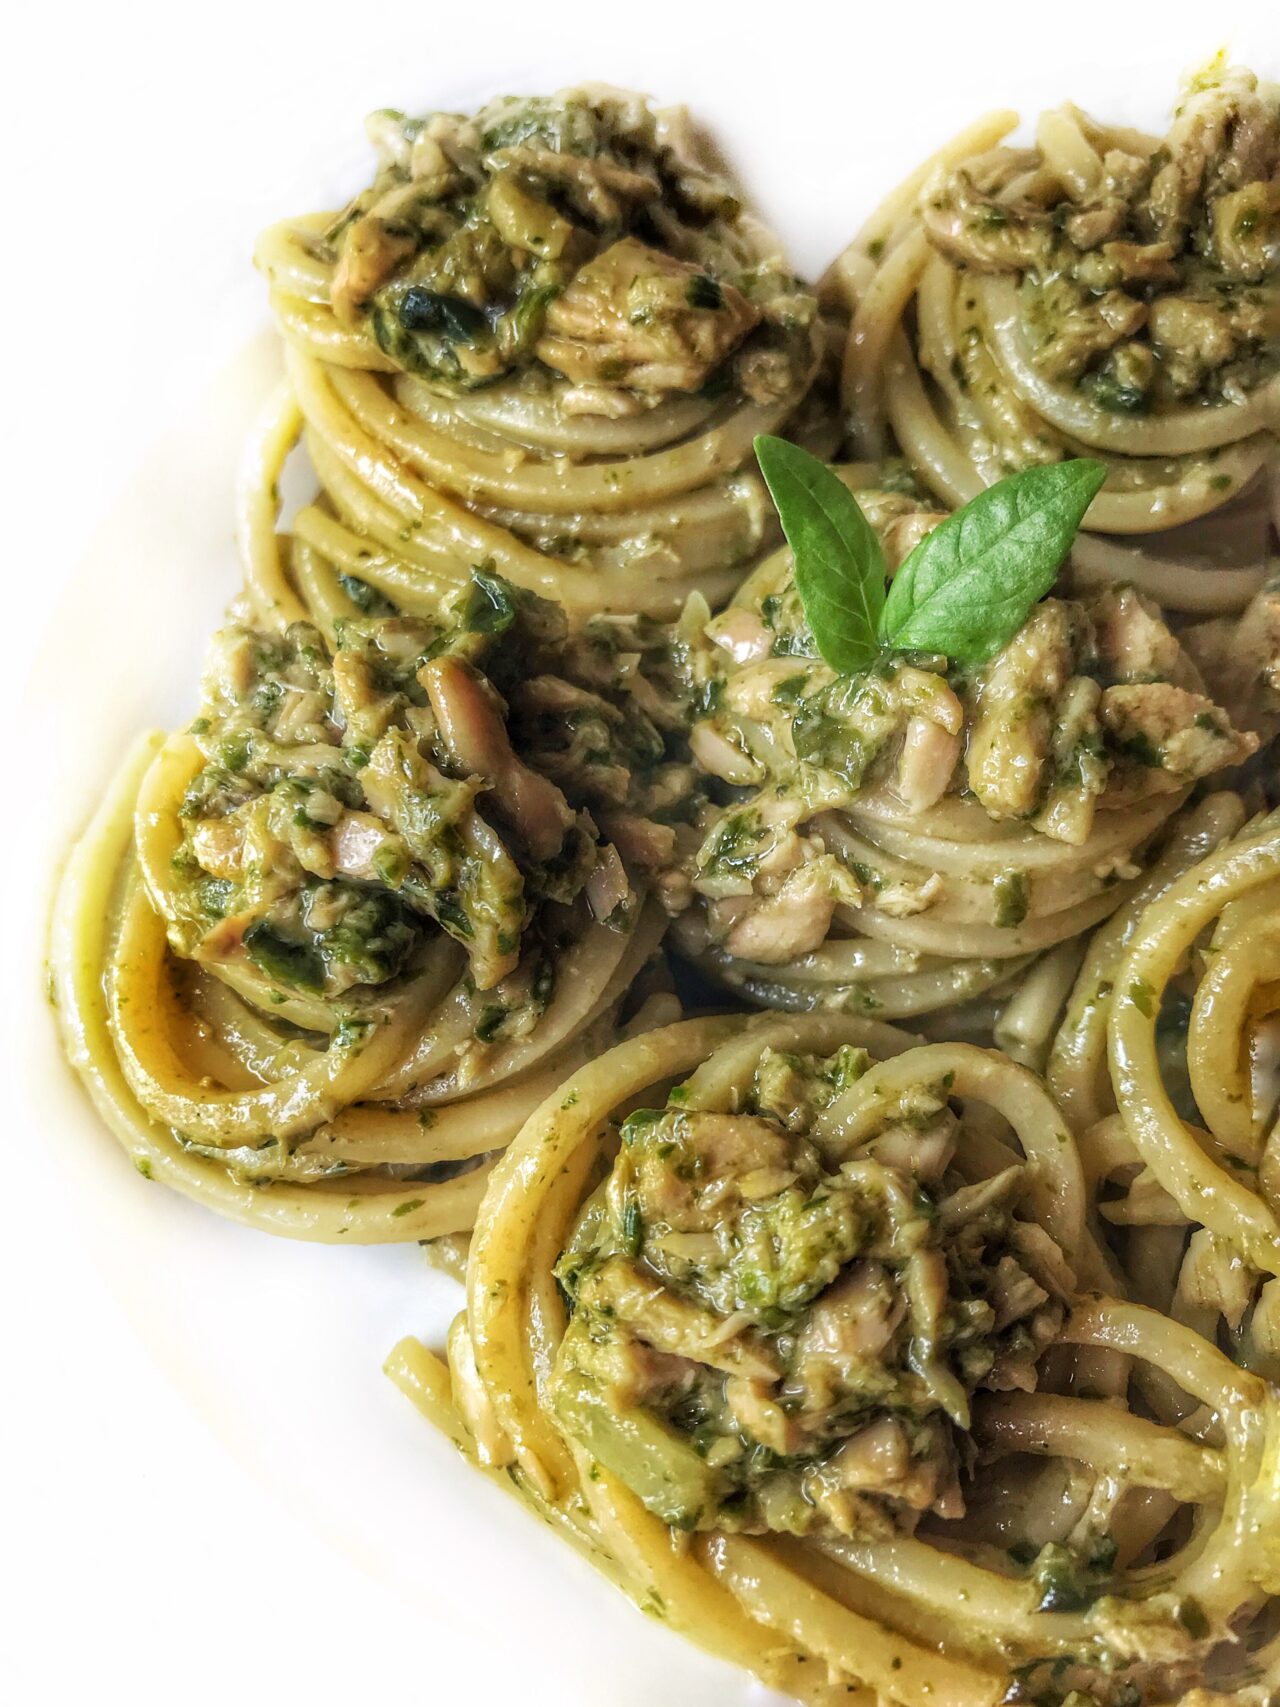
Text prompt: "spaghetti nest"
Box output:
[[1052, 794, 1280, 1355], [49, 572, 691, 1241], [831, 61, 1280, 615], [251, 85, 830, 624], [666, 486, 1255, 1018], [390, 1010, 1280, 1705]]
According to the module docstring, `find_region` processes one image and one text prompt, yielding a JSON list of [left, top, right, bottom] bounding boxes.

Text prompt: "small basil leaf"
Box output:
[[880, 459, 1107, 663], [754, 436, 887, 675]]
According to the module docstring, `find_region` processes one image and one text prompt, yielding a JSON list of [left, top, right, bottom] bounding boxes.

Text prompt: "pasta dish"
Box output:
[[48, 68, 1280, 1705]]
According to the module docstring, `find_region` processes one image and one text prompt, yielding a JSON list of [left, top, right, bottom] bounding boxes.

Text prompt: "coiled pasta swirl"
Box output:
[[669, 493, 1255, 1019], [1051, 796, 1280, 1370], [829, 65, 1280, 617], [250, 86, 830, 626], [389, 1012, 1280, 1705], [50, 581, 678, 1241]]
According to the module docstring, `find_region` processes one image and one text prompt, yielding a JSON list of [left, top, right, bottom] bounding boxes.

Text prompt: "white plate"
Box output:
[[14, 13, 1277, 1703], [23, 331, 772, 1706]]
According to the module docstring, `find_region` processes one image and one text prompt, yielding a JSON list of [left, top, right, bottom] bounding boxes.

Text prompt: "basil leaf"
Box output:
[[880, 459, 1107, 663], [754, 435, 886, 675]]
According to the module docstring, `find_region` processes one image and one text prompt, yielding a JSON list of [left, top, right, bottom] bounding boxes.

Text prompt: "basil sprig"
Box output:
[[754, 437, 1106, 673]]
